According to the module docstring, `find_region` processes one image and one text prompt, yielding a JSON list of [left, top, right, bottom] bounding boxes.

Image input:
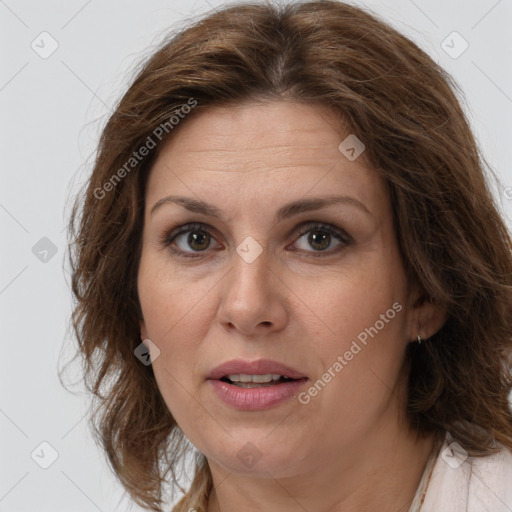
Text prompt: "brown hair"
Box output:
[[62, 1, 512, 511]]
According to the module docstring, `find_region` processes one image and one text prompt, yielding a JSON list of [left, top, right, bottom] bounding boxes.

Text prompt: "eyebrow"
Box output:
[[150, 194, 372, 222]]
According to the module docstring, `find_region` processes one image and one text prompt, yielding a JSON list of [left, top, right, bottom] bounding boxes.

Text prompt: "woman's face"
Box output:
[[137, 100, 430, 477]]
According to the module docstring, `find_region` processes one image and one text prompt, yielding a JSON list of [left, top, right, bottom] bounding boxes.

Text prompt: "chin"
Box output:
[[200, 432, 305, 476]]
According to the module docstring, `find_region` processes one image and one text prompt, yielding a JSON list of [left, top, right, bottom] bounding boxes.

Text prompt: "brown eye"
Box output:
[[184, 230, 211, 251], [162, 221, 351, 259], [163, 223, 218, 257], [306, 231, 332, 251], [293, 222, 352, 255]]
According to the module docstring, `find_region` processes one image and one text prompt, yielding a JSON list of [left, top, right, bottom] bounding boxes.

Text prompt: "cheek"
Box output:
[[137, 252, 216, 404], [138, 276, 209, 378], [138, 272, 211, 438], [300, 258, 404, 344], [294, 254, 408, 408], [138, 250, 214, 341], [295, 297, 408, 445], [150, 356, 216, 458]]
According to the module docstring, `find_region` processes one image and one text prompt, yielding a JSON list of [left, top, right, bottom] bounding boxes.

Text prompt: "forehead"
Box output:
[[155, 100, 349, 166], [145, 100, 388, 217]]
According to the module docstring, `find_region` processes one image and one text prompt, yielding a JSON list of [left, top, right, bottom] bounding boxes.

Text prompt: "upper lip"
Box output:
[[207, 359, 308, 380]]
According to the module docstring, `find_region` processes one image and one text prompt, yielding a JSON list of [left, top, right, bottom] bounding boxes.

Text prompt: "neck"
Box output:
[[206, 424, 438, 512]]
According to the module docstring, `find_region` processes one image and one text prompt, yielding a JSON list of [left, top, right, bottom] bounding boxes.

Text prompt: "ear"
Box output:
[[406, 285, 447, 342]]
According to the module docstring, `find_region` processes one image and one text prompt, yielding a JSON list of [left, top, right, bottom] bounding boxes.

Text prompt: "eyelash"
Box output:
[[161, 221, 352, 259]]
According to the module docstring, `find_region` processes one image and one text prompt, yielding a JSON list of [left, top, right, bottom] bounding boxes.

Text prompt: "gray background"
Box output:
[[1, 0, 511, 510]]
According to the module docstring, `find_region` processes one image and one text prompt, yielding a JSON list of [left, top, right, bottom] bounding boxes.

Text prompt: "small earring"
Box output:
[[417, 333, 422, 344]]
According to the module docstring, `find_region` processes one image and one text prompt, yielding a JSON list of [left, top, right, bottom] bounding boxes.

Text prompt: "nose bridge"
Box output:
[[216, 234, 287, 335], [228, 236, 270, 298]]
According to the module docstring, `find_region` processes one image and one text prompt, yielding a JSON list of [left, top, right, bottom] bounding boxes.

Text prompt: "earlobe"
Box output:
[[408, 291, 447, 342]]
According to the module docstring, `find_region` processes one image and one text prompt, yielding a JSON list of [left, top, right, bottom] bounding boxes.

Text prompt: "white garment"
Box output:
[[410, 432, 512, 511]]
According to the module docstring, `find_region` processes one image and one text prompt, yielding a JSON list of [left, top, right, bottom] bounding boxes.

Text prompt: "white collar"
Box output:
[[410, 432, 512, 512]]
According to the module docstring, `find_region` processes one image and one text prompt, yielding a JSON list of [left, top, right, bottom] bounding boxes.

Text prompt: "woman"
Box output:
[[65, 1, 512, 511]]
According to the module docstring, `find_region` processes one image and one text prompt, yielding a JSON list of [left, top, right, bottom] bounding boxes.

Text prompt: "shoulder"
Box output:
[[467, 441, 512, 511], [422, 433, 512, 512]]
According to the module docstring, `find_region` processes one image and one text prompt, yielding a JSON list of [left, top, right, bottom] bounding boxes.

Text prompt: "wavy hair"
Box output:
[[63, 1, 512, 511]]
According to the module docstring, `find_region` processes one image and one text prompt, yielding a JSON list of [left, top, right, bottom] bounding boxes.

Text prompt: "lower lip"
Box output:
[[208, 378, 308, 410]]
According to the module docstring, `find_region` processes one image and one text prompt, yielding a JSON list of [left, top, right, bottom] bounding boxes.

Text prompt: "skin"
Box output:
[[137, 100, 446, 512]]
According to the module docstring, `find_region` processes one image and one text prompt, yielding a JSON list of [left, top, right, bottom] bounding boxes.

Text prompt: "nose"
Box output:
[[216, 244, 288, 337]]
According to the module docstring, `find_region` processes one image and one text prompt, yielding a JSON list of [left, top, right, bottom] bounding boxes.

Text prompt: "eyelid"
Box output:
[[161, 220, 352, 257], [294, 221, 352, 245]]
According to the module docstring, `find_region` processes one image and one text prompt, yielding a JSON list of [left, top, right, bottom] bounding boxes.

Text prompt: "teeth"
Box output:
[[227, 373, 283, 383]]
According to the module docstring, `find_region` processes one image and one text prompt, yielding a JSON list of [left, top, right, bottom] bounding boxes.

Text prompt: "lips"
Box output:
[[207, 359, 309, 410], [207, 359, 308, 381]]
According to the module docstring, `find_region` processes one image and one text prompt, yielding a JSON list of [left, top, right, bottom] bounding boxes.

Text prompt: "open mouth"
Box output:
[[219, 374, 302, 388], [209, 365, 309, 409]]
